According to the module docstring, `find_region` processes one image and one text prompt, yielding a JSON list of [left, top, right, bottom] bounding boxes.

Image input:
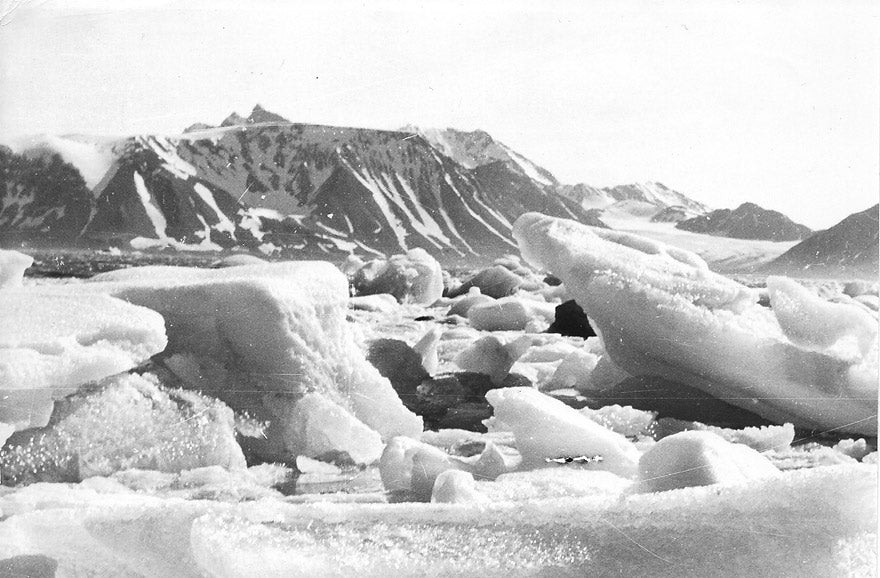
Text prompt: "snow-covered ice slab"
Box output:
[[85, 262, 422, 462], [0, 464, 873, 577], [0, 290, 167, 430], [513, 213, 878, 435]]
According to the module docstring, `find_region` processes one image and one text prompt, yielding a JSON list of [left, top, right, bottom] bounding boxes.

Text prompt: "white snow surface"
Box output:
[[0, 289, 167, 430], [2, 458, 869, 577], [514, 212, 878, 435]]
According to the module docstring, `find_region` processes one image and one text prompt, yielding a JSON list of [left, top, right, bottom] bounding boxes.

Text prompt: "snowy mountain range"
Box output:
[[2, 104, 872, 273]]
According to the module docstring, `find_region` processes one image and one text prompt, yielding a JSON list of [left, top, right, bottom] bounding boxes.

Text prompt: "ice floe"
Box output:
[[513, 212, 878, 435], [0, 290, 167, 430]]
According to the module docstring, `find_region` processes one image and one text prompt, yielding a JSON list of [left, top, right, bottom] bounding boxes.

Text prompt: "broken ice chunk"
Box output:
[[0, 250, 32, 289], [513, 212, 878, 435], [431, 470, 485, 504], [634, 430, 780, 493], [380, 436, 461, 500], [485, 387, 640, 477], [352, 248, 443, 305], [83, 261, 422, 462], [468, 297, 556, 332], [0, 290, 167, 430], [269, 393, 384, 465], [454, 335, 532, 384]]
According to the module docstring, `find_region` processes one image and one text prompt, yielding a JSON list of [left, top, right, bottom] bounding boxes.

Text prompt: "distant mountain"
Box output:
[[3, 105, 619, 260], [1, 104, 731, 262], [764, 205, 878, 277], [556, 181, 710, 220], [675, 202, 812, 241]]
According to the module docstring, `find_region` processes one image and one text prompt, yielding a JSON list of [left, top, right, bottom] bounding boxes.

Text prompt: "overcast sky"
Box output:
[[1, 0, 877, 228]]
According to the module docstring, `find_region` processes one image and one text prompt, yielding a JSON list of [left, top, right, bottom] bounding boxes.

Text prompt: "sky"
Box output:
[[0, 0, 877, 229]]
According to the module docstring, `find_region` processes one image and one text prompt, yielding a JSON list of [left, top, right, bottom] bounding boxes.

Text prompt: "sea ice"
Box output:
[[634, 430, 780, 493], [351, 248, 443, 305], [0, 250, 32, 289], [430, 470, 485, 503], [767, 276, 877, 355], [2, 463, 872, 577], [0, 372, 245, 484], [446, 288, 495, 317], [513, 212, 879, 435], [467, 296, 556, 332], [85, 261, 422, 462], [485, 387, 640, 477], [446, 265, 523, 299], [453, 335, 532, 384], [0, 290, 167, 430]]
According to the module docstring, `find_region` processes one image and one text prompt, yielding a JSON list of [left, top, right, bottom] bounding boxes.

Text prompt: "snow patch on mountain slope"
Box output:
[[132, 172, 169, 239], [442, 174, 515, 249], [341, 157, 409, 251], [499, 144, 554, 186], [139, 136, 198, 180], [193, 183, 236, 235]]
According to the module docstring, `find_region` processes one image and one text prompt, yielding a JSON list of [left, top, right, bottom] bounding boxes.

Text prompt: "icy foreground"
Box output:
[[513, 213, 878, 435], [0, 463, 874, 577]]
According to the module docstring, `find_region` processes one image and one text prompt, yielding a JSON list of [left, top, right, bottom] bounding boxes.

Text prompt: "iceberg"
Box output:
[[513, 213, 878, 435]]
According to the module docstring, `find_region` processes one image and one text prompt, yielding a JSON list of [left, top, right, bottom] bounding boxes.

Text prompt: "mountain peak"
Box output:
[[220, 112, 248, 127], [247, 104, 290, 125]]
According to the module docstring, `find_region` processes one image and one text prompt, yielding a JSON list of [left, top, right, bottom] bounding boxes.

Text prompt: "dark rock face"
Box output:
[[676, 202, 812, 241], [766, 205, 879, 277], [447, 265, 523, 299], [0, 148, 93, 244], [546, 300, 596, 339]]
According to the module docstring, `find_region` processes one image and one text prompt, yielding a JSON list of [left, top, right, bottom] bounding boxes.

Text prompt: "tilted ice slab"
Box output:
[[85, 262, 422, 462], [0, 291, 167, 430], [0, 464, 873, 577], [513, 213, 878, 435]]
